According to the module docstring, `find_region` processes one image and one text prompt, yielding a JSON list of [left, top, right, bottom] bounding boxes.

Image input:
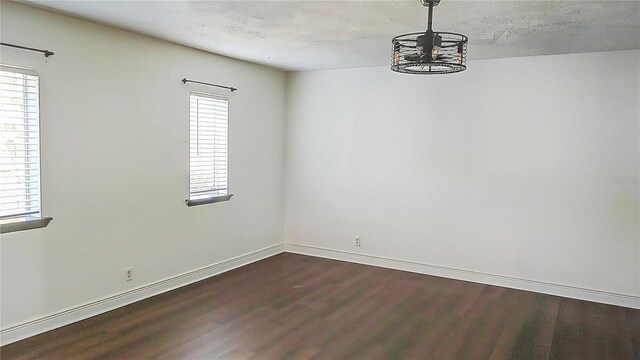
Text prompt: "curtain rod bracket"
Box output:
[[182, 78, 237, 92]]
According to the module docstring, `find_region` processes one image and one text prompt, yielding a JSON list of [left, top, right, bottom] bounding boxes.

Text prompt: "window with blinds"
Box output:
[[0, 66, 42, 221], [188, 93, 229, 203]]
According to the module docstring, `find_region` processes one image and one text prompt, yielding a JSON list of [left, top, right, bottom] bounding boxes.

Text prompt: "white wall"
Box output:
[[284, 50, 640, 302], [0, 2, 286, 330]]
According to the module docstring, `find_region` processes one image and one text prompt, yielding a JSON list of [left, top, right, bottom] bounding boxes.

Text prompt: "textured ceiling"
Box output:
[[20, 0, 640, 71]]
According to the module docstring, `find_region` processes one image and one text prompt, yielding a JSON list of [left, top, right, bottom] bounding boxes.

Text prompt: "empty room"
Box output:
[[0, 0, 638, 359]]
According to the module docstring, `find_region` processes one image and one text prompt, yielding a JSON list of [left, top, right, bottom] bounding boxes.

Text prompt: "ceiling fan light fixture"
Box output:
[[391, 0, 468, 75]]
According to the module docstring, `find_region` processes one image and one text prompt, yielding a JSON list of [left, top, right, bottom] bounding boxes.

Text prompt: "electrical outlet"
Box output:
[[355, 236, 361, 247], [126, 267, 133, 281]]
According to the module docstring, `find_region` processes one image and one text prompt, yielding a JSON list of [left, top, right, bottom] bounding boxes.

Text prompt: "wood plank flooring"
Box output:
[[1, 253, 639, 359]]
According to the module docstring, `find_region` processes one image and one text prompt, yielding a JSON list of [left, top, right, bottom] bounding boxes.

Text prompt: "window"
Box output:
[[0, 65, 51, 232], [186, 93, 232, 206]]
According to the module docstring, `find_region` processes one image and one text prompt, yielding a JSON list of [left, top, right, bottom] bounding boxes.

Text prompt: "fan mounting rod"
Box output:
[[421, 0, 440, 31]]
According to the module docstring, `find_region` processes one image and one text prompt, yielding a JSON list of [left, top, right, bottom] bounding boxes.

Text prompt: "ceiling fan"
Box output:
[[391, 0, 468, 75]]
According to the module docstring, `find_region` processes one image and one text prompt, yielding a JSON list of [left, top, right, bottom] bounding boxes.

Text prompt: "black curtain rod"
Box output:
[[182, 78, 237, 92], [1, 42, 54, 57]]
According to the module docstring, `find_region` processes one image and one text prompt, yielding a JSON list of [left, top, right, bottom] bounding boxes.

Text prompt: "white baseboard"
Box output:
[[285, 243, 640, 310], [0, 243, 284, 346]]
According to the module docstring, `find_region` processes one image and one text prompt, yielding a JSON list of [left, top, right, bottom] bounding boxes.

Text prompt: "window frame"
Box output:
[[185, 91, 233, 207], [0, 64, 52, 233]]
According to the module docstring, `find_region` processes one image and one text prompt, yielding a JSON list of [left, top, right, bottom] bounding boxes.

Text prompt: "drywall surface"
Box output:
[[284, 50, 640, 299], [25, 1, 640, 71], [0, 2, 285, 330]]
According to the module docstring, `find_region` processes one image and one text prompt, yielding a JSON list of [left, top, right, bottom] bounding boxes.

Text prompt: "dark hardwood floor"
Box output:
[[2, 253, 639, 360]]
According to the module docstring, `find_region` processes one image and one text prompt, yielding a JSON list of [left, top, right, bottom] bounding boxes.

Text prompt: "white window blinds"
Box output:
[[189, 93, 229, 201], [0, 66, 41, 220]]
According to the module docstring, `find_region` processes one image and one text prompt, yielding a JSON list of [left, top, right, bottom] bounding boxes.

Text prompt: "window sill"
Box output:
[[0, 217, 53, 234], [185, 194, 234, 207]]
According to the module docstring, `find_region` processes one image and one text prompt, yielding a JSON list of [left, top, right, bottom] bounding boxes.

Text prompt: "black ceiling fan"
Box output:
[[391, 0, 468, 75]]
